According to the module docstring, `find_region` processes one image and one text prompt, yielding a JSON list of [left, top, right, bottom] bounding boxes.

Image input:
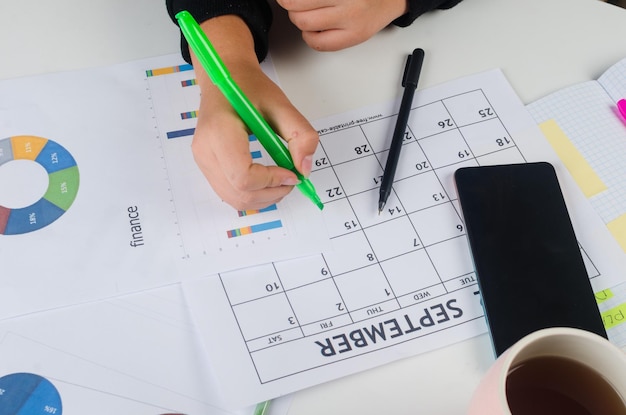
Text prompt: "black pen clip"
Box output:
[[402, 48, 425, 89]]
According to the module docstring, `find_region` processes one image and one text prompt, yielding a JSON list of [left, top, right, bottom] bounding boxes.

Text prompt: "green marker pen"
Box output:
[[175, 10, 324, 210], [253, 400, 271, 415]]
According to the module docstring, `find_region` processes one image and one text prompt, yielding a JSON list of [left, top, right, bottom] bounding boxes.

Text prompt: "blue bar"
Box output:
[[259, 204, 278, 213], [251, 220, 282, 233], [237, 204, 278, 217], [166, 128, 196, 139]]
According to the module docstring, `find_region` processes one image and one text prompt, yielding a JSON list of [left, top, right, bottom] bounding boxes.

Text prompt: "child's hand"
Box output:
[[277, 0, 408, 51], [191, 16, 319, 210]]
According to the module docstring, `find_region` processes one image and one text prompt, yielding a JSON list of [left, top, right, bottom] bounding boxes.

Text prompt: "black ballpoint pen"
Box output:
[[378, 48, 425, 213]]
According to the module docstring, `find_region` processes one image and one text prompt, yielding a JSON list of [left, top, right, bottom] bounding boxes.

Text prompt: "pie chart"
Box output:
[[0, 136, 79, 235], [0, 372, 62, 415]]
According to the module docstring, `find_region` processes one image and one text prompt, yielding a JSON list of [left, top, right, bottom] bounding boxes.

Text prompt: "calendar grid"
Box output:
[[217, 87, 534, 381], [184, 69, 626, 407], [217, 80, 607, 383]]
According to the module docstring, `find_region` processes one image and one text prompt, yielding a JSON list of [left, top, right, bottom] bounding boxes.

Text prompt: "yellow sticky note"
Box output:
[[595, 289, 614, 304], [607, 214, 626, 253], [601, 303, 626, 329], [539, 120, 607, 197]]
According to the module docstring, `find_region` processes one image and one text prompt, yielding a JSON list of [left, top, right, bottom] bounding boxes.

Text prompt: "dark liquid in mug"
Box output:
[[506, 356, 626, 415]]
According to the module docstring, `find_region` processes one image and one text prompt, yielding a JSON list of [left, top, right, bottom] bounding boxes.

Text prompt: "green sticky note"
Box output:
[[601, 303, 626, 329], [595, 289, 614, 304]]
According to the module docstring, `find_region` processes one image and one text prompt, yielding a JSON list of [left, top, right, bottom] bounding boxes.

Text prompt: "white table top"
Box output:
[[2, 0, 626, 413]]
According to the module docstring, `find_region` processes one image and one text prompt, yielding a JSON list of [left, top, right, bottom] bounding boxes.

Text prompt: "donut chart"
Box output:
[[0, 136, 79, 235], [0, 372, 63, 415]]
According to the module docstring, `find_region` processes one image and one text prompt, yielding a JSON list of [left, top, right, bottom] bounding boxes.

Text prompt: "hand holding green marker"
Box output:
[[175, 10, 323, 210]]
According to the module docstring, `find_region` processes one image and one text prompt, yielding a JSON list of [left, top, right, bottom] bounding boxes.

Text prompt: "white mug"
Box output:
[[467, 327, 626, 414]]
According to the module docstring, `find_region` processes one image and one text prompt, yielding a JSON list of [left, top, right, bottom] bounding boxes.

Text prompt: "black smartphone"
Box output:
[[454, 162, 607, 356]]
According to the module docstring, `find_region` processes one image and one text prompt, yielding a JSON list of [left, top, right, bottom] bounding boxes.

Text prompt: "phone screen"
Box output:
[[454, 162, 606, 356]]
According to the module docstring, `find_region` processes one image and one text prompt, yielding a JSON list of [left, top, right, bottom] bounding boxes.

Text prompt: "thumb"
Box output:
[[274, 109, 319, 178]]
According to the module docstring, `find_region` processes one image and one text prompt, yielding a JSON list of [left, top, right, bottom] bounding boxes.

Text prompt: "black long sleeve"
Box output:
[[394, 0, 464, 27], [165, 0, 273, 63], [165, 0, 463, 62]]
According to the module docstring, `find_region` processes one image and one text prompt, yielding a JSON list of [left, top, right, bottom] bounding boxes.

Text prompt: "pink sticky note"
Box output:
[[618, 99, 626, 121]]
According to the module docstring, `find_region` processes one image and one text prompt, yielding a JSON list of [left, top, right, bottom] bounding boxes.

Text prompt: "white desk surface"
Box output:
[[2, 0, 626, 413]]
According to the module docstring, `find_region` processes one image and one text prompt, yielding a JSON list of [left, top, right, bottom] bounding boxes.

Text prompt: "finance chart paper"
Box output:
[[0, 284, 292, 415], [0, 54, 328, 319], [184, 69, 626, 407]]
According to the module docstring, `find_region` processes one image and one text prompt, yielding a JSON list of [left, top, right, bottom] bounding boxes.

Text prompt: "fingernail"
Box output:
[[301, 155, 313, 177], [281, 177, 300, 186]]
